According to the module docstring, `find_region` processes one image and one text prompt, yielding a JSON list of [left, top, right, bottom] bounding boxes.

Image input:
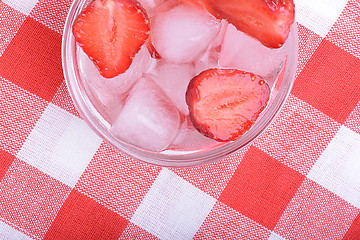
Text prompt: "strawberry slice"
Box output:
[[73, 0, 150, 78], [207, 0, 295, 48], [186, 69, 270, 142], [179, 0, 216, 16]]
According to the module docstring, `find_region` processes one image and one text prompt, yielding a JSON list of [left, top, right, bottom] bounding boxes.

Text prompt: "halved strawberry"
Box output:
[[73, 0, 150, 78], [186, 69, 270, 142], [179, 0, 216, 16], [207, 0, 295, 48]]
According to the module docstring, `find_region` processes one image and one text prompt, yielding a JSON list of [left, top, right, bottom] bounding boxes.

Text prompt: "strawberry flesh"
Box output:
[[179, 0, 216, 16], [73, 0, 150, 78], [186, 69, 270, 142], [207, 0, 295, 48]]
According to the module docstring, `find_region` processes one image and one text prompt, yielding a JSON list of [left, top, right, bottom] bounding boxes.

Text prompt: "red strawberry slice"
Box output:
[[179, 0, 216, 16], [186, 69, 270, 142], [73, 0, 150, 78], [207, 0, 295, 48]]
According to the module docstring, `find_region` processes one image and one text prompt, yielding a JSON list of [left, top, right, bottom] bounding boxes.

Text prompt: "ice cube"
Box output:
[[137, 0, 165, 17], [150, 5, 220, 64], [169, 115, 218, 151], [150, 61, 194, 114], [194, 19, 228, 75], [111, 77, 180, 152], [211, 19, 229, 48], [78, 45, 156, 123], [78, 45, 155, 95], [85, 83, 127, 124], [219, 24, 287, 81]]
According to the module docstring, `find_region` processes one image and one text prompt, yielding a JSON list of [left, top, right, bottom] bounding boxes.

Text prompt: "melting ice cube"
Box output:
[[78, 45, 156, 123], [150, 5, 220, 64], [170, 115, 218, 151], [137, 0, 165, 17], [78, 45, 155, 96], [151, 61, 194, 115], [111, 77, 180, 152], [219, 24, 287, 81], [194, 19, 229, 75]]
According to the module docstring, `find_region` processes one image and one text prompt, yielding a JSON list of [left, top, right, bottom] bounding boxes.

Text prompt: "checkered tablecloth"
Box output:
[[1, 0, 360, 239]]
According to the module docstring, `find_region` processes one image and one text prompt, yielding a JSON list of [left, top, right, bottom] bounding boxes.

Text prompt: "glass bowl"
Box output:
[[62, 0, 298, 168]]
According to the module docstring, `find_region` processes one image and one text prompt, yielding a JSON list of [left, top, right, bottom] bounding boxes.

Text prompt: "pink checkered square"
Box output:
[[254, 95, 340, 175], [326, 0, 360, 60], [120, 223, 159, 240], [0, 159, 71, 239], [194, 201, 270, 239], [296, 23, 322, 78], [172, 148, 248, 199], [345, 101, 360, 135], [0, 220, 33, 240], [0, 77, 48, 155], [76, 143, 161, 219], [29, 0, 72, 34], [0, 3, 26, 57], [51, 80, 80, 118], [274, 178, 359, 240]]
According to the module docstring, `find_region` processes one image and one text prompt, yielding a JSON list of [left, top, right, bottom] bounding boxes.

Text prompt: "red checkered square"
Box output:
[[30, 0, 72, 34], [76, 143, 161, 219], [194, 201, 270, 239], [0, 77, 48, 155], [0, 159, 71, 239], [219, 146, 305, 230], [296, 23, 322, 78], [0, 17, 63, 102], [120, 223, 159, 240], [292, 39, 360, 124], [254, 95, 340, 175], [343, 213, 360, 240], [345, 101, 360, 135], [172, 148, 248, 199], [0, 3, 26, 56], [274, 178, 359, 240], [326, 0, 360, 60], [51, 80, 80, 118], [44, 189, 129, 240], [0, 149, 14, 181]]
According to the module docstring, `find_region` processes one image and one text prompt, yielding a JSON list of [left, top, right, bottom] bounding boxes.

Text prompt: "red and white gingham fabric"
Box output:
[[1, 0, 360, 239]]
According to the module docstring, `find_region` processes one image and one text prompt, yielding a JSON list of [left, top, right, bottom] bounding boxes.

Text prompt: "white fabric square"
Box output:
[[131, 168, 216, 240], [3, 0, 39, 15], [0, 220, 32, 240], [308, 126, 360, 208], [268, 232, 287, 240], [294, 0, 348, 37], [17, 104, 103, 188]]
